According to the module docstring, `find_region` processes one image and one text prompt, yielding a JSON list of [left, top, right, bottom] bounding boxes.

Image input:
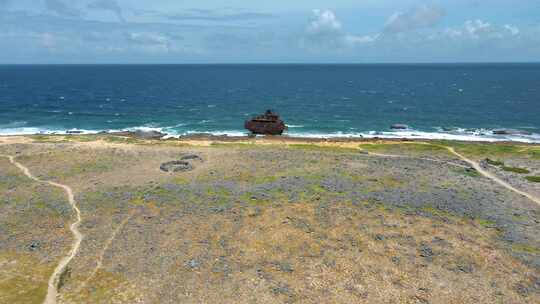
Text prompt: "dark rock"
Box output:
[[374, 234, 386, 241], [210, 206, 226, 213], [419, 243, 434, 259], [180, 154, 203, 162], [391, 124, 409, 130], [272, 283, 292, 296], [27, 240, 41, 251], [431, 237, 451, 248], [186, 259, 201, 269], [111, 130, 166, 139], [515, 282, 530, 297], [493, 129, 531, 136], [160, 161, 194, 173], [273, 261, 294, 273], [456, 262, 475, 273], [133, 130, 166, 139], [66, 130, 83, 134]]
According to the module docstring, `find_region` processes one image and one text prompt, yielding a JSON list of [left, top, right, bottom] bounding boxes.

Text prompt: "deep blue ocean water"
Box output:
[[0, 64, 539, 142]]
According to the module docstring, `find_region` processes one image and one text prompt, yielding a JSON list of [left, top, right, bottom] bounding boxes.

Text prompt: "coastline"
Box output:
[[1, 125, 540, 144], [1, 130, 540, 303], [2, 132, 540, 147]]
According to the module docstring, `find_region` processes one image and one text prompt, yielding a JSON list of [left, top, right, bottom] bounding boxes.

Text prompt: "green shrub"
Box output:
[[501, 166, 530, 174], [525, 176, 540, 183], [485, 158, 504, 166]]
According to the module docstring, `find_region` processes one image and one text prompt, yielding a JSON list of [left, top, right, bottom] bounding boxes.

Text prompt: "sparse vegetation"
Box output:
[[1, 137, 540, 303], [358, 142, 448, 154], [502, 166, 531, 174], [456, 167, 482, 178], [485, 158, 504, 166], [289, 144, 358, 153], [525, 176, 540, 183]]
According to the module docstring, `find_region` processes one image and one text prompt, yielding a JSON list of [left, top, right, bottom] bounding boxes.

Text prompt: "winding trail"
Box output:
[[443, 146, 540, 206], [360, 144, 540, 206], [0, 154, 83, 304]]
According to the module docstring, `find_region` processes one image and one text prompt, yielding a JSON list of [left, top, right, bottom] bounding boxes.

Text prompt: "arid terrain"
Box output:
[[1, 135, 539, 304]]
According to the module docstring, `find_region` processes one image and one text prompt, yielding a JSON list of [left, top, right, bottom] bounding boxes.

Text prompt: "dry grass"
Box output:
[[1, 137, 539, 303]]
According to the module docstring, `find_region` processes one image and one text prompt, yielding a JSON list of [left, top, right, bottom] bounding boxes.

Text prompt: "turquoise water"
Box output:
[[0, 64, 539, 142]]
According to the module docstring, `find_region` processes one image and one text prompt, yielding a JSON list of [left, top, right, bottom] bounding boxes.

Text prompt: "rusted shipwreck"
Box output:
[[245, 110, 286, 135]]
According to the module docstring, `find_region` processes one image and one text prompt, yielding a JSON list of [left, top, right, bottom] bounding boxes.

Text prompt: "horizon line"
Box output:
[[1, 61, 540, 66]]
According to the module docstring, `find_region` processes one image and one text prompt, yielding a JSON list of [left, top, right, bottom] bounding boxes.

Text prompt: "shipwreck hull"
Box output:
[[245, 120, 285, 135]]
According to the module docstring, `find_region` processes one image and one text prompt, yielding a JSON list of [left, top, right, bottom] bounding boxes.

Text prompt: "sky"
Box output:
[[0, 0, 539, 63]]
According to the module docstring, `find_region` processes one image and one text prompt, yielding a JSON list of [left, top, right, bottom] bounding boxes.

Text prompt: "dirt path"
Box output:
[[444, 146, 540, 206], [0, 154, 83, 304]]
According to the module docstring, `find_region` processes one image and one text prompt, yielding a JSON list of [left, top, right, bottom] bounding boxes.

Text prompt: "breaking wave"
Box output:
[[1, 124, 539, 143]]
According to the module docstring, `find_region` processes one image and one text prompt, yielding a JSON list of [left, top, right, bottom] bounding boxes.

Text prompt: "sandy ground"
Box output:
[[1, 135, 539, 303]]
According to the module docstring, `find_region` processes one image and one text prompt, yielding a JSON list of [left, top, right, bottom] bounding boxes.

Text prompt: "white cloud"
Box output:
[[303, 9, 377, 51], [440, 20, 520, 41], [384, 5, 445, 33], [345, 34, 379, 45], [464, 19, 491, 38], [504, 24, 520, 36], [307, 9, 342, 34]]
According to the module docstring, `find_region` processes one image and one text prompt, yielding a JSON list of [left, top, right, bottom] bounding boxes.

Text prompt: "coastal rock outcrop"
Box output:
[[493, 129, 531, 136], [110, 130, 167, 139], [160, 161, 193, 173], [160, 153, 203, 173], [390, 124, 409, 130], [180, 154, 204, 162]]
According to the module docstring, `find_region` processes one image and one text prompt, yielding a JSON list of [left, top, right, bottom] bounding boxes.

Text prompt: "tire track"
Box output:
[[78, 212, 134, 291]]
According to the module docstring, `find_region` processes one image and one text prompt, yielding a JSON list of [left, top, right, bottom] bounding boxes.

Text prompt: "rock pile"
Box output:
[[160, 161, 193, 173], [160, 154, 203, 173]]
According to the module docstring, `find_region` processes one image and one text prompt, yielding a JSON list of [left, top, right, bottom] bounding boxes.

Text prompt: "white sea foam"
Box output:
[[1, 125, 539, 143], [286, 129, 540, 143]]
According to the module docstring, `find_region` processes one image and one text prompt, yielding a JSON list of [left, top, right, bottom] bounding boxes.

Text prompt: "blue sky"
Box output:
[[1, 0, 539, 63]]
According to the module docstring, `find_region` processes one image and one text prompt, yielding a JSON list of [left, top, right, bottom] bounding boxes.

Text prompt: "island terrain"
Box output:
[[1, 134, 539, 304]]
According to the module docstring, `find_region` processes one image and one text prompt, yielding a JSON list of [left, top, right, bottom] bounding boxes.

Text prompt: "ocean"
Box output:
[[0, 64, 539, 142]]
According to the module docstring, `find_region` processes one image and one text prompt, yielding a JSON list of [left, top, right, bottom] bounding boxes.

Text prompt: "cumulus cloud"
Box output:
[[304, 9, 377, 50], [384, 5, 445, 33], [307, 9, 342, 35], [442, 20, 520, 40], [88, 0, 125, 23], [504, 24, 520, 36], [44, 0, 81, 18], [464, 19, 491, 37]]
